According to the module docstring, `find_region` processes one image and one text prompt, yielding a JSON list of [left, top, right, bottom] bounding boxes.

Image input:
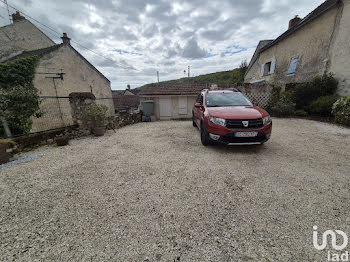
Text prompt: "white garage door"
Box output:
[[159, 97, 172, 120], [178, 96, 187, 115]]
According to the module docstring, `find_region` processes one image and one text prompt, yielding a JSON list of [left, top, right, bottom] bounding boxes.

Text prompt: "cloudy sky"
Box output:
[[0, 0, 324, 90]]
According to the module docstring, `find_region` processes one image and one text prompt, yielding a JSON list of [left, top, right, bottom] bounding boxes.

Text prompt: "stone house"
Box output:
[[138, 84, 205, 120], [244, 0, 350, 96], [0, 12, 114, 132]]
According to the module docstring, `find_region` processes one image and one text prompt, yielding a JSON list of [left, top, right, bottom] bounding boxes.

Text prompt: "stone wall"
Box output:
[[0, 140, 16, 164], [2, 93, 142, 154], [327, 0, 350, 96], [107, 112, 142, 130], [32, 44, 115, 116], [244, 6, 338, 86], [8, 112, 142, 153], [69, 92, 96, 128], [0, 17, 55, 61]]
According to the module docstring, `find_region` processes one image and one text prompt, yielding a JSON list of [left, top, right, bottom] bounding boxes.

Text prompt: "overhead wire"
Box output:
[[0, 0, 140, 71]]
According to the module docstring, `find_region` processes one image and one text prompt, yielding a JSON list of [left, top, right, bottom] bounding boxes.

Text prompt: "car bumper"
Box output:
[[216, 131, 271, 145], [206, 122, 272, 145]]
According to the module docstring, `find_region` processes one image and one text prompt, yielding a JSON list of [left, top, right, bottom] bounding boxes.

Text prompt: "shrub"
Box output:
[[309, 96, 339, 116], [265, 86, 282, 113], [270, 92, 296, 117], [85, 104, 109, 127], [293, 73, 338, 111], [332, 96, 350, 126], [295, 109, 308, 116], [0, 56, 41, 137]]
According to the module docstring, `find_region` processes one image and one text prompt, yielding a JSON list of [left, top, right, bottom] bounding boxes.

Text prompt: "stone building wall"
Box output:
[[327, 0, 350, 96], [29, 44, 114, 132], [244, 7, 338, 86], [0, 16, 55, 61]]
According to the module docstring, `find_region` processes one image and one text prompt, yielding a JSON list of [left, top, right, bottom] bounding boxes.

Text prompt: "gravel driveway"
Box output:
[[1, 118, 350, 261]]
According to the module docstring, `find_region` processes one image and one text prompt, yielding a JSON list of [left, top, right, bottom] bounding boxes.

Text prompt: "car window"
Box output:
[[205, 92, 253, 107]]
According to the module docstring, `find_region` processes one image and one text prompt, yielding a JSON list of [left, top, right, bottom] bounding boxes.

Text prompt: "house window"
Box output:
[[261, 58, 276, 76], [287, 56, 299, 75], [263, 62, 271, 76]]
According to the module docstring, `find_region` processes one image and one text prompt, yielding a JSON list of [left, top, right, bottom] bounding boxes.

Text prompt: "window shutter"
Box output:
[[261, 64, 265, 76], [288, 56, 298, 74], [270, 58, 276, 74]]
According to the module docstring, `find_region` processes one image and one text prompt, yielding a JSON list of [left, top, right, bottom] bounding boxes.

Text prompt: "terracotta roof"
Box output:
[[138, 84, 206, 96], [112, 90, 125, 96], [260, 0, 340, 53], [113, 95, 140, 109]]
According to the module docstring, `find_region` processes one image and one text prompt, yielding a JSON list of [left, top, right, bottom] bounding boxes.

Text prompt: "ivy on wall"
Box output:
[[0, 56, 41, 136]]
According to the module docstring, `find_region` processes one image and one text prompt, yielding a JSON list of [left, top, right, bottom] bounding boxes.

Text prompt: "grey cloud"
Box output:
[[163, 60, 175, 66], [181, 38, 208, 59], [201, 29, 229, 41], [0, 0, 324, 89], [111, 27, 138, 41], [181, 30, 195, 38], [142, 24, 159, 38]]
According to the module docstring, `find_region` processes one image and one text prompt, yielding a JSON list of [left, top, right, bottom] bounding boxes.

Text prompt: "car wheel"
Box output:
[[200, 124, 211, 146]]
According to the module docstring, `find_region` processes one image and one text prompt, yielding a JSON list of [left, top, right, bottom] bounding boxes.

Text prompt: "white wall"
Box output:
[[140, 95, 197, 120]]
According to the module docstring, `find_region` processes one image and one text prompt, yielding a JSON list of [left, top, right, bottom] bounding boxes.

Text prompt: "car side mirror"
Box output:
[[253, 101, 259, 106], [194, 102, 201, 108]]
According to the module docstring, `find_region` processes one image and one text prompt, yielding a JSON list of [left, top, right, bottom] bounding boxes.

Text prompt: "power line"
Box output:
[[3, 0, 10, 23], [0, 0, 139, 71]]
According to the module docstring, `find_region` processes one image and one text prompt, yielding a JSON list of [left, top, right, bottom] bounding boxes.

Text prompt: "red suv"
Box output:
[[192, 89, 272, 146]]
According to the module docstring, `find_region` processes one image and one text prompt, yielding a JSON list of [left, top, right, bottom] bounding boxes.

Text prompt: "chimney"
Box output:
[[288, 15, 301, 29], [61, 33, 71, 45], [12, 11, 25, 23]]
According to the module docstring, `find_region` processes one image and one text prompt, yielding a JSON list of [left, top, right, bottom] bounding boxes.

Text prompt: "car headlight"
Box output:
[[262, 115, 272, 125], [209, 117, 226, 126]]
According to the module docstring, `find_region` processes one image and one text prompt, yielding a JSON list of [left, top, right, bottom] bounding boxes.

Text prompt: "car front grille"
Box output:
[[225, 118, 263, 129]]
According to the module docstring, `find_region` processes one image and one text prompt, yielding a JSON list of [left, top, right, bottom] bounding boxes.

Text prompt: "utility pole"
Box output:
[[188, 66, 190, 85], [157, 71, 159, 83]]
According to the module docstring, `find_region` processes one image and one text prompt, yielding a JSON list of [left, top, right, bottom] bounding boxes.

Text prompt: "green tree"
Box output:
[[0, 56, 41, 136]]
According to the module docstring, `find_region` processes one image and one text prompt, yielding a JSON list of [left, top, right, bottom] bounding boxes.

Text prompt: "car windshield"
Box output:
[[205, 92, 253, 107]]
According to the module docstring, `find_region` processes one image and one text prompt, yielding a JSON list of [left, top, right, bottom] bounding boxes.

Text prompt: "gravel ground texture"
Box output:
[[1, 118, 350, 261], [0, 153, 43, 171]]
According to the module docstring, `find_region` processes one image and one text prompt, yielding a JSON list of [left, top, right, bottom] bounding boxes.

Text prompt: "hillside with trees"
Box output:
[[137, 61, 247, 89]]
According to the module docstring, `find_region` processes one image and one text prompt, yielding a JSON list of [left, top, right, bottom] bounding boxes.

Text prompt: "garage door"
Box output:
[[178, 96, 187, 115], [159, 97, 172, 120]]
